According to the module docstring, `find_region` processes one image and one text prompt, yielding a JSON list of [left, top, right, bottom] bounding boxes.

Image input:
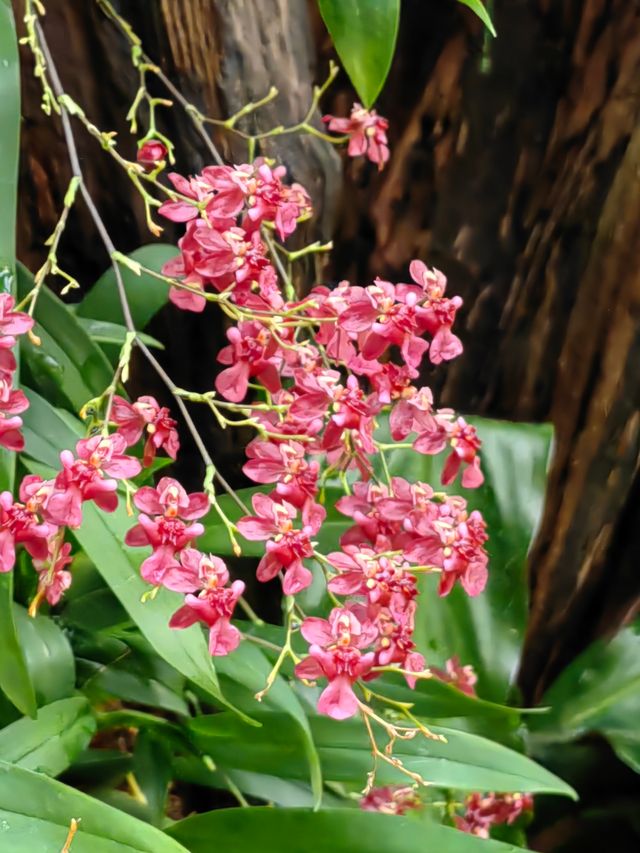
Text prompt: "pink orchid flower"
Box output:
[[236, 492, 325, 594], [323, 103, 390, 170], [111, 395, 180, 466], [216, 321, 281, 403]]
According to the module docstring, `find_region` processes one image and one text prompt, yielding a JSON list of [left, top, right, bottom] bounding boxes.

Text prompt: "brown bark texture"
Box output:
[[14, 0, 640, 700]]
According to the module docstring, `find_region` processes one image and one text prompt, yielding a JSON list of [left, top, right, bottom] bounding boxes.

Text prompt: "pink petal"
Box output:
[[317, 675, 359, 720]]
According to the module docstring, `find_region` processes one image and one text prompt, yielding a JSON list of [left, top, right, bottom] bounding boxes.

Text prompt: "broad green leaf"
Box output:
[[215, 641, 323, 806], [381, 416, 553, 703], [168, 806, 531, 852], [0, 697, 95, 777], [75, 629, 189, 717], [78, 244, 177, 329], [12, 605, 75, 706], [0, 3, 34, 720], [133, 729, 172, 826], [17, 264, 113, 412], [189, 711, 576, 797], [530, 624, 640, 775], [0, 574, 36, 717], [62, 586, 130, 632], [318, 0, 400, 107], [0, 0, 19, 282], [458, 0, 497, 37], [21, 386, 83, 469], [79, 658, 189, 717], [375, 671, 522, 721], [63, 748, 133, 789], [174, 758, 344, 808], [0, 759, 187, 852], [77, 318, 164, 351]]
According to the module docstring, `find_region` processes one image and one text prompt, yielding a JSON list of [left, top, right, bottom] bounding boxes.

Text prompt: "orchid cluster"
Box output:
[[130, 124, 489, 724], [16, 5, 554, 837], [0, 385, 180, 609], [455, 792, 534, 838], [360, 785, 534, 839], [125, 477, 244, 657], [6, 80, 497, 808]]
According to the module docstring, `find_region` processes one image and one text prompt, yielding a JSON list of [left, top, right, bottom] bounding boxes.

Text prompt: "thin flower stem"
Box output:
[[222, 772, 250, 808], [96, 0, 225, 166], [60, 818, 81, 853], [237, 597, 265, 627], [242, 633, 282, 654], [17, 175, 81, 315], [262, 230, 295, 301], [255, 595, 299, 701], [35, 21, 248, 514]]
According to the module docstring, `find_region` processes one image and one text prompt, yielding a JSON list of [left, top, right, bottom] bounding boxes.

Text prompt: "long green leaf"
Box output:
[[71, 500, 225, 707], [76, 317, 164, 351], [0, 759, 187, 852], [0, 1, 35, 720], [189, 711, 576, 797], [0, 697, 95, 777], [318, 0, 400, 107], [530, 624, 640, 775], [12, 605, 76, 707], [21, 386, 84, 469], [77, 244, 177, 329], [458, 0, 497, 37], [17, 264, 113, 412], [0, 575, 36, 717], [216, 642, 323, 806], [168, 806, 530, 853], [0, 0, 20, 488]]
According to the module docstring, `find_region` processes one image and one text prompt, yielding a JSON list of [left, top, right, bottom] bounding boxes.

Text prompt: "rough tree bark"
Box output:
[[14, 0, 640, 699]]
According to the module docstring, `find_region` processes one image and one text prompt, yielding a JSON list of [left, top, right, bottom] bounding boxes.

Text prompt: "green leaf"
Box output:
[[0, 759, 187, 852], [78, 244, 177, 329], [174, 758, 344, 808], [168, 806, 531, 852], [530, 624, 640, 774], [0, 1, 19, 279], [215, 641, 323, 806], [76, 318, 164, 351], [458, 0, 497, 37], [20, 386, 83, 469], [0, 697, 95, 777], [63, 748, 133, 789], [374, 671, 522, 721], [382, 416, 553, 703], [318, 0, 400, 107], [0, 3, 34, 721], [75, 630, 189, 717], [133, 729, 173, 826], [12, 605, 76, 706], [0, 574, 36, 717], [17, 264, 113, 411], [189, 711, 576, 797]]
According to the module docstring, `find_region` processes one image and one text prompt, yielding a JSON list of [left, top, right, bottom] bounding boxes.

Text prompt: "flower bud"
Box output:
[[137, 139, 168, 170]]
